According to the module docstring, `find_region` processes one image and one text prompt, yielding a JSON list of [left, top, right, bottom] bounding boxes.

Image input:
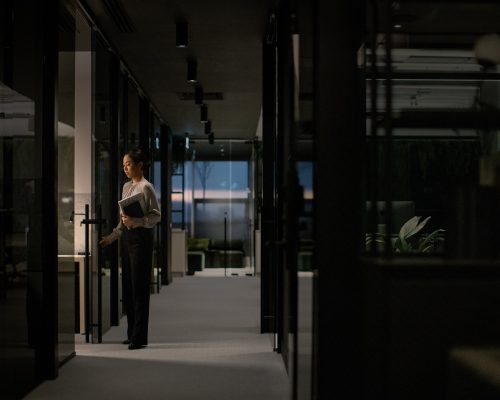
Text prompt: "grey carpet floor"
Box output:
[[25, 276, 290, 400]]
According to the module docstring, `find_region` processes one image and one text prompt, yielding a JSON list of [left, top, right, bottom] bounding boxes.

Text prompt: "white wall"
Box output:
[[73, 12, 93, 254]]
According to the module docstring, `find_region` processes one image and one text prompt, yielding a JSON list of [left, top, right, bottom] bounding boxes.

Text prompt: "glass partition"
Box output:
[[296, 0, 314, 397], [57, 0, 76, 363], [364, 1, 500, 258], [127, 80, 140, 149], [0, 0, 44, 397], [363, 2, 500, 398], [91, 33, 115, 341], [151, 114, 162, 291], [184, 146, 253, 276]]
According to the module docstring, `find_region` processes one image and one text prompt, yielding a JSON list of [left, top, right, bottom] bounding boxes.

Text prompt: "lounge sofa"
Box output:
[[187, 238, 245, 270]]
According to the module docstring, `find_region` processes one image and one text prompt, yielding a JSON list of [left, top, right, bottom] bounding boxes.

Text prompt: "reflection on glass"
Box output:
[[127, 81, 140, 148], [92, 35, 114, 340], [184, 160, 252, 272], [57, 6, 76, 362], [0, 77, 38, 398], [363, 2, 500, 256]]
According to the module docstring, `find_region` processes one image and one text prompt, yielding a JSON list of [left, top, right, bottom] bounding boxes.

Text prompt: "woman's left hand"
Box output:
[[121, 214, 135, 229]]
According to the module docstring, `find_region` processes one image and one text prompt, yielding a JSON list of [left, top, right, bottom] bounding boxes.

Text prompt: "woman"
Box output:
[[100, 148, 161, 350]]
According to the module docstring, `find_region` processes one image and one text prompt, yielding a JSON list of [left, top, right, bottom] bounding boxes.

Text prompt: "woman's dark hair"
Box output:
[[125, 148, 150, 169]]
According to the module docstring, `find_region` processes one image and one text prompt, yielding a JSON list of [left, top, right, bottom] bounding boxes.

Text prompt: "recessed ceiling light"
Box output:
[[187, 59, 197, 83], [176, 21, 188, 48]]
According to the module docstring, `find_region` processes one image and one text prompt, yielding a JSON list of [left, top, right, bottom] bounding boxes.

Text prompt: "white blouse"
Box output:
[[108, 177, 161, 242]]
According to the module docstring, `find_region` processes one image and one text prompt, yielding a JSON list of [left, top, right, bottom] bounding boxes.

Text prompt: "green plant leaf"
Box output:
[[366, 233, 385, 243], [398, 216, 420, 240], [421, 244, 434, 253], [399, 216, 431, 240], [394, 236, 413, 252], [417, 229, 445, 252]]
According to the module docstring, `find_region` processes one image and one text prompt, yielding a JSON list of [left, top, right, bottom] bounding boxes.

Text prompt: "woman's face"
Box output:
[[123, 155, 143, 180]]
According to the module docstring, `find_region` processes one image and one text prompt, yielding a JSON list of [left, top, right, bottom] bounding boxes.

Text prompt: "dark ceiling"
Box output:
[[84, 0, 271, 158], [81, 1, 500, 158]]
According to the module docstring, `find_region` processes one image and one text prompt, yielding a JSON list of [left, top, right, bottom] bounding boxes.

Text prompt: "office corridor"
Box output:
[[24, 276, 289, 400]]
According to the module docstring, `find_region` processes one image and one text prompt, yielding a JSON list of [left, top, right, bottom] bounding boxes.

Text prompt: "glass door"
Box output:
[[188, 142, 253, 277], [73, 6, 93, 344], [73, 13, 114, 343], [0, 1, 40, 394], [57, 0, 76, 362], [151, 115, 162, 291], [89, 33, 117, 342]]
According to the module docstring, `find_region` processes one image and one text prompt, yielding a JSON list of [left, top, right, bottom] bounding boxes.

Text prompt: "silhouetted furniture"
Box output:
[[362, 258, 500, 400], [187, 251, 205, 271], [187, 238, 210, 272], [186, 238, 245, 269], [210, 239, 244, 268], [298, 239, 313, 271]]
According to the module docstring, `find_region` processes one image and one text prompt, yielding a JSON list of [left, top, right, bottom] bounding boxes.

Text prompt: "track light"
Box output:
[[187, 59, 197, 83], [195, 86, 203, 105], [208, 132, 214, 144], [200, 104, 208, 123], [176, 21, 188, 48], [204, 120, 212, 134]]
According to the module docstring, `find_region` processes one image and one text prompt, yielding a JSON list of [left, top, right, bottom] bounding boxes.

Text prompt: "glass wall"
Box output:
[[185, 158, 252, 274], [127, 79, 140, 149], [0, 0, 52, 397], [57, 0, 76, 363], [91, 33, 115, 340], [296, 0, 314, 396], [0, 0, 167, 395], [151, 114, 162, 291], [363, 2, 500, 398], [363, 1, 500, 258]]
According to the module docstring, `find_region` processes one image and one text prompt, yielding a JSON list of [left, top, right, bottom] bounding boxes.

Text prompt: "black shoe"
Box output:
[[128, 343, 146, 350], [122, 339, 131, 345]]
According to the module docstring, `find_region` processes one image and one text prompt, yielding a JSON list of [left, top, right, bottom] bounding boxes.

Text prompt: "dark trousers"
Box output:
[[121, 227, 153, 345]]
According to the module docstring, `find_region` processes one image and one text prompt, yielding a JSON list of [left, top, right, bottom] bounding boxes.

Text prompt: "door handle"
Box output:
[[80, 218, 106, 226]]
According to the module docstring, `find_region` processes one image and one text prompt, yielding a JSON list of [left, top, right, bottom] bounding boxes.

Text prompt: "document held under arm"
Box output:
[[118, 192, 146, 218]]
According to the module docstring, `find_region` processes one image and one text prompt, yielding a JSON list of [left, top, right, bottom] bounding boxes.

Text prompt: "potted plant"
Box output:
[[366, 216, 444, 253], [393, 216, 444, 253]]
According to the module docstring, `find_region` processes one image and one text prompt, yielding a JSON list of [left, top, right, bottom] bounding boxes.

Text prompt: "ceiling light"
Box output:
[[187, 59, 197, 83], [176, 21, 188, 48], [195, 86, 203, 105], [200, 104, 208, 123], [204, 120, 212, 134], [394, 24, 402, 29]]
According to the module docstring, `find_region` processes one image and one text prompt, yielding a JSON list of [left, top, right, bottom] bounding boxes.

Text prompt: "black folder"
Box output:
[[118, 192, 145, 218]]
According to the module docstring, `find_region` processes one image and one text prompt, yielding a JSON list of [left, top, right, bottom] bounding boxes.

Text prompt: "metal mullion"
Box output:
[[383, 0, 393, 257], [160, 124, 170, 285], [369, 0, 379, 255], [109, 52, 120, 326], [37, 0, 59, 379]]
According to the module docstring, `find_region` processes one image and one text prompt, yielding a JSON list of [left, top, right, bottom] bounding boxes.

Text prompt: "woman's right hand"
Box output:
[[99, 235, 113, 247]]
